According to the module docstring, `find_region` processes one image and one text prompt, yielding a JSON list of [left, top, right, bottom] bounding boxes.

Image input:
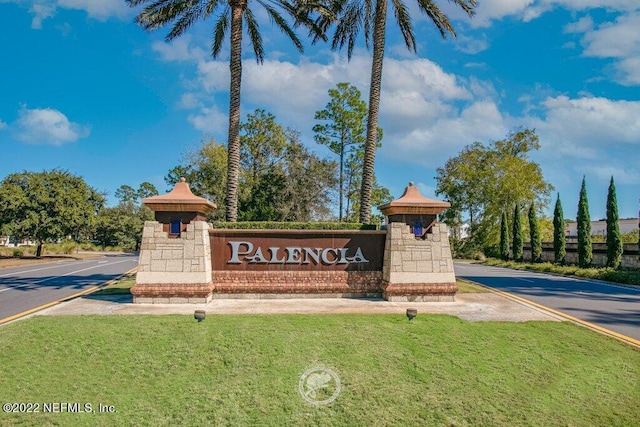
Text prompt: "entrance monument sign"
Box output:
[[133, 180, 456, 302]]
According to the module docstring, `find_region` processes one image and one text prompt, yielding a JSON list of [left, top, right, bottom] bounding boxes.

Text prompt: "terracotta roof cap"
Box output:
[[142, 178, 216, 215], [378, 182, 450, 215]]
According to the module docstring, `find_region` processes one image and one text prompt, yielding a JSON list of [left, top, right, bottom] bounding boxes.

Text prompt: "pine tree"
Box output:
[[606, 176, 623, 268], [500, 211, 509, 261], [577, 176, 592, 267], [529, 202, 542, 263], [553, 194, 566, 264], [512, 203, 523, 262]]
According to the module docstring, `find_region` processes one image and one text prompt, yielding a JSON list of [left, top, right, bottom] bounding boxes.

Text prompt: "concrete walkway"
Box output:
[[37, 292, 562, 322]]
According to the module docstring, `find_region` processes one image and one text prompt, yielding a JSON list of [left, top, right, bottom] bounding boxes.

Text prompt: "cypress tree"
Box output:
[[553, 194, 566, 264], [577, 176, 592, 267], [512, 203, 523, 262], [500, 211, 509, 261], [529, 202, 542, 262], [606, 176, 623, 268]]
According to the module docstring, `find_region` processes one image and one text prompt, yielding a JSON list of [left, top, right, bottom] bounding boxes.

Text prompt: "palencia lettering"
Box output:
[[228, 241, 369, 265]]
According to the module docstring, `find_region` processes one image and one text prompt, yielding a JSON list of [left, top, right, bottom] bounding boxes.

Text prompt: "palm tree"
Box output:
[[318, 0, 476, 223], [126, 0, 323, 221]]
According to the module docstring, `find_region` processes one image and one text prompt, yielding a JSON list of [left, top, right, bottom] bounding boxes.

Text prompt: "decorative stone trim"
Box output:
[[212, 271, 383, 295], [131, 282, 215, 303], [382, 282, 457, 302]]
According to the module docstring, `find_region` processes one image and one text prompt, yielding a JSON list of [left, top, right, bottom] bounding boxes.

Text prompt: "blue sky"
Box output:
[[1, 0, 638, 221]]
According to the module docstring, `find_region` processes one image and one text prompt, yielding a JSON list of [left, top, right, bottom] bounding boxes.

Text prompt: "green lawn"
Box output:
[[91, 277, 136, 296], [455, 278, 489, 293], [1, 315, 638, 426]]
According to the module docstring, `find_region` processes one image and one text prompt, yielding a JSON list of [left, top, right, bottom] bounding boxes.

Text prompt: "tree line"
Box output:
[[493, 172, 625, 269], [0, 170, 158, 254], [436, 128, 633, 270]]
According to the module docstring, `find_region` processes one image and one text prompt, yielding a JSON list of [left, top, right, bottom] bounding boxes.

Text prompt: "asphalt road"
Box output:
[[455, 262, 640, 341], [0, 254, 138, 322]]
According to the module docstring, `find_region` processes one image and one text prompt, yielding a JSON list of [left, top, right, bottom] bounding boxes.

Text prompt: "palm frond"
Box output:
[[244, 8, 265, 63], [258, 0, 305, 52], [450, 0, 477, 18], [332, 0, 364, 59], [307, 0, 340, 45], [126, 0, 154, 6], [278, 0, 328, 43], [390, 0, 416, 52], [363, 0, 373, 50], [135, 0, 195, 32], [166, 1, 209, 40], [415, 0, 453, 37], [212, 8, 230, 58]]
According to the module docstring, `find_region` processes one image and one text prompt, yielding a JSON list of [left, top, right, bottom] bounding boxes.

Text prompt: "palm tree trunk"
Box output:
[[339, 140, 344, 222], [225, 2, 245, 222], [359, 0, 387, 224]]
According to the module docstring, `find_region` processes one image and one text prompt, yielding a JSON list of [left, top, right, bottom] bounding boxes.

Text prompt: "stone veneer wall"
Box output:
[[132, 221, 459, 303], [382, 222, 457, 301], [523, 242, 640, 269], [132, 221, 213, 303]]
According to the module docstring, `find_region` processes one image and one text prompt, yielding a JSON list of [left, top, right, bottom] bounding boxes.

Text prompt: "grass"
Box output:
[[483, 259, 640, 287], [91, 277, 136, 296], [455, 278, 489, 293], [0, 315, 638, 426]]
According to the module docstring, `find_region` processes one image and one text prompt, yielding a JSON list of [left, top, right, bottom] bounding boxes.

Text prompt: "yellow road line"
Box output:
[[0, 267, 137, 326], [463, 279, 640, 349]]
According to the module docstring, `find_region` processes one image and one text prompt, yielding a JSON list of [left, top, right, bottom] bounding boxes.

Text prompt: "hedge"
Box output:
[[209, 221, 378, 230]]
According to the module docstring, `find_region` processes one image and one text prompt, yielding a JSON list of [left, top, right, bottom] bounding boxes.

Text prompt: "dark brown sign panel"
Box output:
[[210, 230, 386, 271]]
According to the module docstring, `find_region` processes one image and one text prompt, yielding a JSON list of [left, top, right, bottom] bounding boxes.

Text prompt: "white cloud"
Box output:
[[153, 37, 207, 63], [564, 16, 594, 34], [5, 0, 130, 28], [584, 165, 640, 185], [582, 13, 640, 58], [153, 35, 639, 192], [529, 95, 640, 162], [171, 50, 480, 163], [58, 0, 129, 21], [464, 0, 537, 28], [0, 120, 7, 130], [454, 34, 490, 54], [177, 93, 204, 110], [15, 106, 90, 145], [187, 106, 227, 134], [446, 0, 638, 28], [29, 3, 55, 29], [560, 12, 640, 84]]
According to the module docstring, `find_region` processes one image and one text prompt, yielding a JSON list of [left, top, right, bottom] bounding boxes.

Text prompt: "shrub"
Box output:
[[12, 248, 23, 258], [210, 221, 377, 230]]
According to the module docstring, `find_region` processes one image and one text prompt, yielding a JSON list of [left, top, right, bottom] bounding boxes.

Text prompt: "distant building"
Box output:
[[565, 218, 638, 237], [448, 223, 470, 239]]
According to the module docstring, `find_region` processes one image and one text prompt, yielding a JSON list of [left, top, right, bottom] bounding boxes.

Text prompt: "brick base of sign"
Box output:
[[131, 282, 215, 304], [211, 271, 383, 296], [212, 292, 382, 299], [382, 282, 458, 302]]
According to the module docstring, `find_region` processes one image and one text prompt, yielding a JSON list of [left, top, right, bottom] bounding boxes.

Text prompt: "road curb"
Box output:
[[460, 278, 640, 349], [0, 267, 137, 326]]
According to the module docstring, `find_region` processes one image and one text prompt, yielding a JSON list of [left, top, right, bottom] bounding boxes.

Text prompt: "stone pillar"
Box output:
[[132, 221, 214, 303], [378, 182, 457, 301], [382, 222, 457, 301], [132, 177, 216, 303]]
